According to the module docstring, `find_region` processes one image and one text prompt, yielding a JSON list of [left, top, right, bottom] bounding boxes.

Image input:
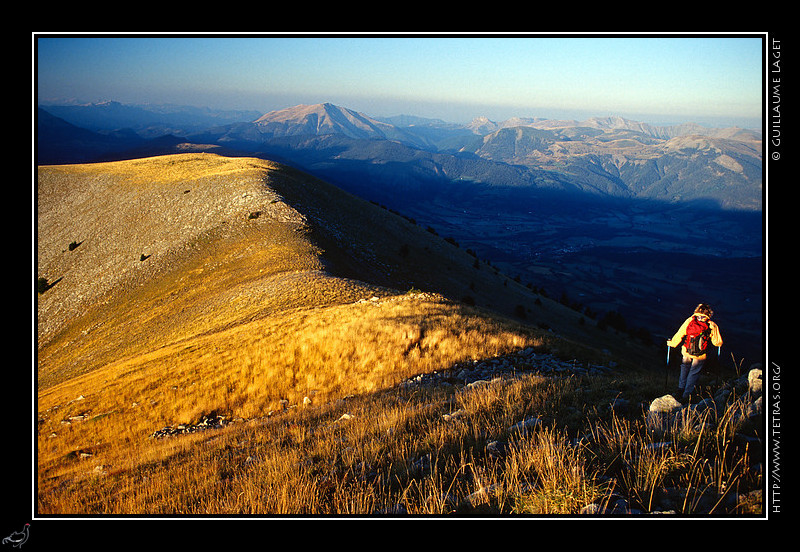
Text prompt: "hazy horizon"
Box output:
[[35, 34, 764, 130]]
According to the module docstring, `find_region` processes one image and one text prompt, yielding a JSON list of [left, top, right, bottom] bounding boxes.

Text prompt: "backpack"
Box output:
[[683, 316, 711, 355]]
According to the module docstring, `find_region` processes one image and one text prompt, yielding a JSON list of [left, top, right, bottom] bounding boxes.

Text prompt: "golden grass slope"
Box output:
[[35, 153, 666, 514], [35, 155, 555, 484], [35, 156, 551, 505], [37, 152, 615, 394], [39, 155, 323, 386]]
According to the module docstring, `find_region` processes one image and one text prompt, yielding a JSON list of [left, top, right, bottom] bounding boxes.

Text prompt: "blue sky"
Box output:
[[35, 34, 764, 128]]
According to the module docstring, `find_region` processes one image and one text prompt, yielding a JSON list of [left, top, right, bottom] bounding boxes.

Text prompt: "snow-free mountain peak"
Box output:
[[253, 102, 413, 142]]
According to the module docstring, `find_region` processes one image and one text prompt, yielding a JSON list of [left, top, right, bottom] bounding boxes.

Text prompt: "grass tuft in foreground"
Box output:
[[37, 360, 763, 516]]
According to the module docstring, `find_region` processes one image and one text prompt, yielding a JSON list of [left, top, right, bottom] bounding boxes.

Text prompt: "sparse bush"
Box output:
[[600, 310, 627, 333], [37, 277, 51, 294]]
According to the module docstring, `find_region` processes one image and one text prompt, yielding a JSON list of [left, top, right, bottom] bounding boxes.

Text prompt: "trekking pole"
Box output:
[[665, 342, 670, 390]]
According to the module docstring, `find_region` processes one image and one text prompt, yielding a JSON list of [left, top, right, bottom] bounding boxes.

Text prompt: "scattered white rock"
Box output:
[[508, 416, 541, 434], [443, 409, 467, 422]]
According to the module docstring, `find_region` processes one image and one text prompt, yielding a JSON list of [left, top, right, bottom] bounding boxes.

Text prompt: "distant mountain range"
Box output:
[[37, 101, 762, 212], [39, 100, 262, 137]]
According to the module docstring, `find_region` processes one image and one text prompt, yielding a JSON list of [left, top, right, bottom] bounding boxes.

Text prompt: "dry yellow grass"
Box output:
[[38, 354, 761, 515], [36, 291, 551, 510], [36, 153, 561, 513], [38, 291, 545, 425]]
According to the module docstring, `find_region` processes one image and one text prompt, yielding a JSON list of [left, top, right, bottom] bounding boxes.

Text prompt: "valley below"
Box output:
[[401, 192, 763, 364]]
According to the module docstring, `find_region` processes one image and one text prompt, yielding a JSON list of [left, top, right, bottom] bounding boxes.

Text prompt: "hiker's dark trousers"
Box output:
[[678, 355, 705, 398]]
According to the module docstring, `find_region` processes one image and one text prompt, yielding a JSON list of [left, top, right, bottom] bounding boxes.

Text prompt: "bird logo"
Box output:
[[2, 524, 29, 548]]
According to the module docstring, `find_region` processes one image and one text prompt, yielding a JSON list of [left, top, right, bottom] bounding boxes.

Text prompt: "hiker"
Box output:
[[667, 303, 723, 401]]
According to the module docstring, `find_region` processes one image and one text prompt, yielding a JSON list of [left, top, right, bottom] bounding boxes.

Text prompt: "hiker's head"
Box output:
[[694, 303, 714, 319]]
